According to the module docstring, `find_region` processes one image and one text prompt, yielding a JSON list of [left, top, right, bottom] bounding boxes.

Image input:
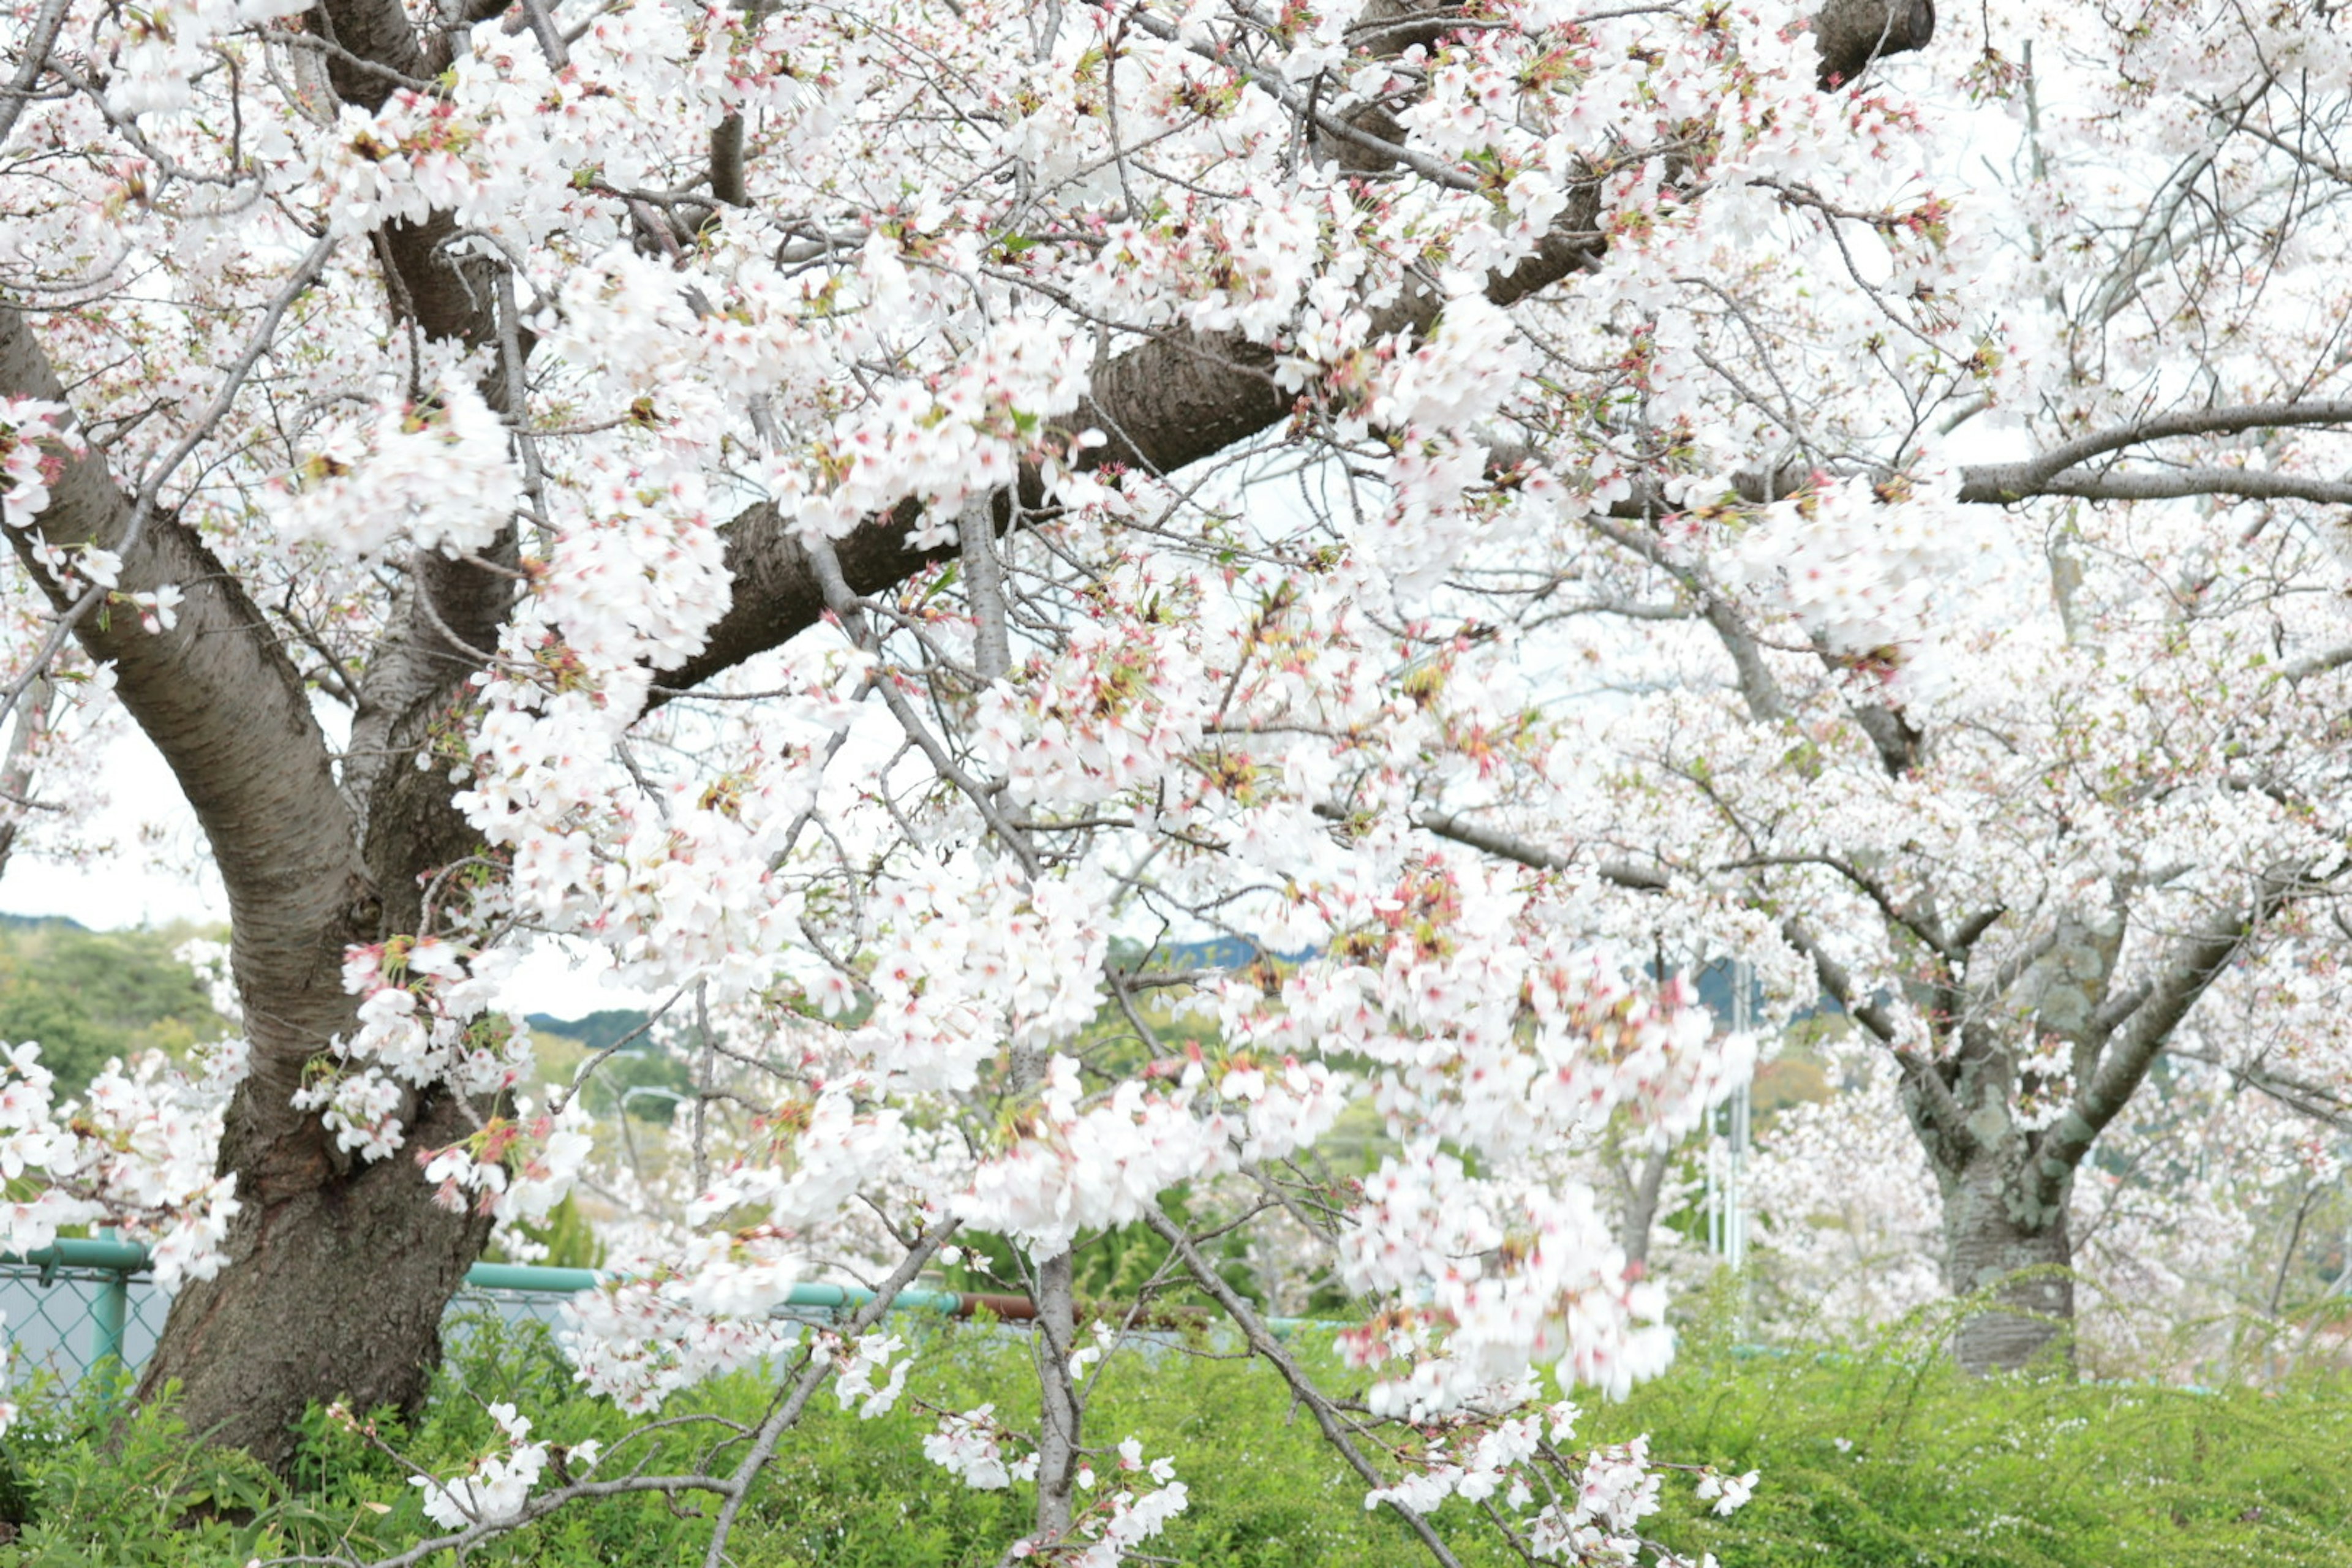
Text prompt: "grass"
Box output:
[[2, 1304, 2349, 1566]]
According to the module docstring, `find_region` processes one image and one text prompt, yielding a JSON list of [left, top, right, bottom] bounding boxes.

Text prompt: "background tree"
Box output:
[[1370, 1, 2352, 1370]]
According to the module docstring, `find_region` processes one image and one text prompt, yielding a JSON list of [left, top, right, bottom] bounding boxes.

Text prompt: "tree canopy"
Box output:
[[6, 0, 2352, 1560]]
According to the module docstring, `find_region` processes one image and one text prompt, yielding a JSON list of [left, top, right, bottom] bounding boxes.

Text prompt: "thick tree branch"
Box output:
[[1727, 851, 1951, 956], [1949, 905, 2005, 952], [1955, 399, 2352, 500], [2033, 867, 2307, 1188], [243, 0, 1950, 732], [658, 0, 1937, 699], [308, 0, 431, 107], [0, 0, 72, 148], [2280, 642, 2352, 683], [1, 307, 364, 1071], [1306, 799, 1670, 891], [1809, 0, 1935, 88], [1589, 397, 2352, 522], [1976, 469, 2352, 507], [1583, 514, 1790, 722], [2084, 976, 2152, 1042]]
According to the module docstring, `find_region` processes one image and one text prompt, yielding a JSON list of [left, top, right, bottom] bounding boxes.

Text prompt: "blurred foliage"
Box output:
[[483, 1195, 606, 1272], [0, 1314, 1457, 1566], [1591, 1286, 2352, 1568], [527, 1011, 695, 1126], [0, 918, 231, 1094], [524, 1011, 652, 1057]]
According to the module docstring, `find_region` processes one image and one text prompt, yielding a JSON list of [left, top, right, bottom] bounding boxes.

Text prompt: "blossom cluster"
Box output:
[[294, 937, 536, 1163], [408, 1399, 600, 1530], [563, 1233, 808, 1411], [0, 1035, 251, 1431], [0, 399, 80, 532], [1358, 1390, 1748, 1565], [275, 375, 521, 559]]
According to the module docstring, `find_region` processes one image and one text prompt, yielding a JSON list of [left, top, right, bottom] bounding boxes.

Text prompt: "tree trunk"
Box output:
[[1621, 1145, 1675, 1272], [137, 1090, 495, 1468], [1942, 1161, 2075, 1374], [1030, 1251, 1081, 1544]]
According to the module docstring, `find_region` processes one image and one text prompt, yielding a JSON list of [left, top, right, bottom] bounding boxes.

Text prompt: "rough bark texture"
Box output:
[[1811, 0, 1935, 88], [1940, 1159, 2075, 1373], [138, 1095, 494, 1463]]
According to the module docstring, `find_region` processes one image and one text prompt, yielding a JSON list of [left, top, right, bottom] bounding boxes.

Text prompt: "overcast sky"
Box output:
[[0, 722, 651, 1018]]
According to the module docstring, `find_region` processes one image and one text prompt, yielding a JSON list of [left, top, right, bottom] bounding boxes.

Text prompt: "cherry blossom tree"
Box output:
[[5, 0, 2352, 1555], [1745, 1031, 2352, 1377], [1370, 4, 2352, 1370]]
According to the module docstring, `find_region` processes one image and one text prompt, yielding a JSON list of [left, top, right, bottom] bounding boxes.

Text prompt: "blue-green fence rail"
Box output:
[[0, 1240, 595, 1392], [0, 1238, 1053, 1394]]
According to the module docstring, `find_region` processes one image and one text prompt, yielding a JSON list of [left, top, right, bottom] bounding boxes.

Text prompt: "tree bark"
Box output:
[[1940, 1158, 2074, 1373], [1, 306, 501, 1466], [138, 1094, 494, 1465], [1620, 1145, 1675, 1272]]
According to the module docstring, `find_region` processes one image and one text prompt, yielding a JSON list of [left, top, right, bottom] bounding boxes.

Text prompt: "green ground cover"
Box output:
[[3, 1304, 2349, 1567]]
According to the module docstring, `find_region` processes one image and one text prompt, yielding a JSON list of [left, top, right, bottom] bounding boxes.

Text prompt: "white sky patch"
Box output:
[[0, 711, 658, 1017]]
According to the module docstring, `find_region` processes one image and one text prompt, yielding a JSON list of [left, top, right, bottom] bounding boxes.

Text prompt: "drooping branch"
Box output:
[[2164, 1046, 2352, 1135], [1141, 1204, 1469, 1568]]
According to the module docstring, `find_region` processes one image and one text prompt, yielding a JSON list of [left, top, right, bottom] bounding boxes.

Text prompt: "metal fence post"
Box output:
[[91, 1232, 129, 1396]]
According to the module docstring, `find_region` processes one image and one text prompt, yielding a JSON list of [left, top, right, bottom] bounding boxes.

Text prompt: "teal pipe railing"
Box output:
[[7, 1241, 976, 1317], [7, 1237, 1329, 1336], [90, 1243, 129, 1382], [10, 1237, 149, 1273]]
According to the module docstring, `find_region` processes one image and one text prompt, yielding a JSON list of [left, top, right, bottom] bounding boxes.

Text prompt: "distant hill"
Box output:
[[527, 1009, 694, 1123], [526, 1008, 653, 1054], [0, 911, 90, 932], [0, 921, 232, 1091]]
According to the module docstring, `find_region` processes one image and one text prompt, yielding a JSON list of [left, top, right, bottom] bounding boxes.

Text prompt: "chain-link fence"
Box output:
[[0, 1240, 168, 1393], [1, 1242, 1082, 1401], [6, 1240, 1322, 1402], [1, 1240, 601, 1398]]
